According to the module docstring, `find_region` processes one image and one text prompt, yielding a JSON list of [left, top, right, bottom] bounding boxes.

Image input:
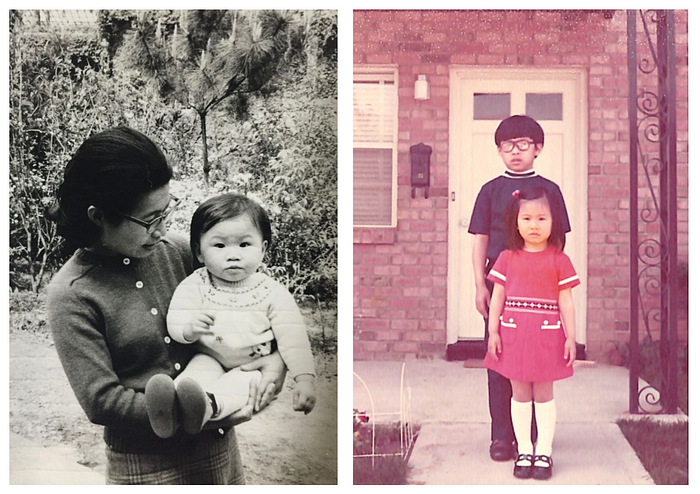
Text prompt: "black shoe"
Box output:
[[513, 453, 533, 479], [532, 455, 553, 480], [490, 439, 516, 461]]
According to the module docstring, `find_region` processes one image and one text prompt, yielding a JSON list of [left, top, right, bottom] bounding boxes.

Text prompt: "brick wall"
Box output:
[[353, 9, 689, 362]]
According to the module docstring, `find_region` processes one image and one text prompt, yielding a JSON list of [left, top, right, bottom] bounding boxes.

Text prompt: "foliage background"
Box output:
[[9, 9, 337, 302]]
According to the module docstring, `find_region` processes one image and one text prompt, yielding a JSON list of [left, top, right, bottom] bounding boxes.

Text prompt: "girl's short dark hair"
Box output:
[[48, 127, 172, 248], [494, 115, 545, 147], [504, 187, 566, 251], [190, 193, 272, 267]]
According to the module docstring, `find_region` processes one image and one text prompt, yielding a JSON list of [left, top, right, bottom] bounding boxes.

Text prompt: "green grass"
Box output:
[[617, 417, 688, 485]]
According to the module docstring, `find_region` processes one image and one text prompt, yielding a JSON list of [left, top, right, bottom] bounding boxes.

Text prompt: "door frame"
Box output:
[[447, 66, 589, 347]]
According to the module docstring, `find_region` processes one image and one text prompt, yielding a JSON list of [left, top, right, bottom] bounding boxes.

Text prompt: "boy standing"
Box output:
[[468, 115, 571, 461]]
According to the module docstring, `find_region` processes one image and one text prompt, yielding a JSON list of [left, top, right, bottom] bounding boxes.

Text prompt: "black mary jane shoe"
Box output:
[[532, 455, 553, 480], [513, 453, 533, 479]]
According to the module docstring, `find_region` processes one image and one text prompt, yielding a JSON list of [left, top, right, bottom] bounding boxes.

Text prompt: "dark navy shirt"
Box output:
[[468, 171, 571, 262]]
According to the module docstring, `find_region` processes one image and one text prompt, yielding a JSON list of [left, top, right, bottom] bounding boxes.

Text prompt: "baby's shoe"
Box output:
[[175, 377, 210, 435], [145, 374, 179, 438]]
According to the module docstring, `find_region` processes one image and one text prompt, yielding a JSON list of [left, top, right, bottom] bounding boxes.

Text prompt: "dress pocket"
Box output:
[[540, 319, 564, 348], [499, 315, 517, 344]]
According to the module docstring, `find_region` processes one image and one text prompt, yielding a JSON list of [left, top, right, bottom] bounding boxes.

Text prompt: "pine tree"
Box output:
[[113, 10, 302, 191]]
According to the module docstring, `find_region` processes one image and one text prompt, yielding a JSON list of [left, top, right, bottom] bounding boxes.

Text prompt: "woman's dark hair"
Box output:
[[504, 187, 566, 252], [494, 115, 545, 147], [47, 127, 172, 248], [190, 193, 272, 268]]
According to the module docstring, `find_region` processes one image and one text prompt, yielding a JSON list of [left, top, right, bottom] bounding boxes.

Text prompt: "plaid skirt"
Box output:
[[106, 428, 244, 485]]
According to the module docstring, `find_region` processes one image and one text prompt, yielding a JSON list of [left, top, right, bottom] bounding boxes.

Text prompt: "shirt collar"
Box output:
[[504, 169, 537, 179]]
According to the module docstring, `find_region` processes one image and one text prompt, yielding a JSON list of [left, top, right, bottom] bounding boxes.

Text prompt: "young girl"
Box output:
[[145, 193, 316, 438], [484, 187, 579, 480]]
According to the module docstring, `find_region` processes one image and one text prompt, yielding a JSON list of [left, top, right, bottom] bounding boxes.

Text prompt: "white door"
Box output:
[[447, 67, 588, 344]]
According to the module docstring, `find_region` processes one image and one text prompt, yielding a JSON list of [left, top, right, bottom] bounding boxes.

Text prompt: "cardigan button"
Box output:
[[123, 258, 130, 265], [164, 336, 171, 344], [218, 428, 225, 435], [174, 363, 181, 371], [136, 281, 144, 289], [151, 308, 158, 315]]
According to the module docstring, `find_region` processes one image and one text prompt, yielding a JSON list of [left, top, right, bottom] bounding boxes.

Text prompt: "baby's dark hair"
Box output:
[[190, 193, 272, 267], [494, 115, 545, 147], [47, 127, 172, 248], [504, 187, 566, 251]]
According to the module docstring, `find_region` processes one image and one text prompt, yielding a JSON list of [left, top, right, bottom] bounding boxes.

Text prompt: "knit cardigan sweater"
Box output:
[[46, 234, 225, 453]]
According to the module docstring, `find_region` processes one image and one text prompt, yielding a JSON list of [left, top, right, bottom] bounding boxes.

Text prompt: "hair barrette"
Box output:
[[512, 189, 520, 198]]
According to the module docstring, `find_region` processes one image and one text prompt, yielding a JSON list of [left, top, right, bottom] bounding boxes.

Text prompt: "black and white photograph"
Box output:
[[8, 8, 337, 485]]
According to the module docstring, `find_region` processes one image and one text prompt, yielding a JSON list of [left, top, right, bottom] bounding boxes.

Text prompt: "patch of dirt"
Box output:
[[9, 326, 337, 484]]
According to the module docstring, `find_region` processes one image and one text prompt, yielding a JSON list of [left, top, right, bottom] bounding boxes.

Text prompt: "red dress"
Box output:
[[483, 246, 581, 382]]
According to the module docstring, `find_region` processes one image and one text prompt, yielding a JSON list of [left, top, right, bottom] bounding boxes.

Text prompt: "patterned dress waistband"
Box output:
[[505, 299, 559, 311]]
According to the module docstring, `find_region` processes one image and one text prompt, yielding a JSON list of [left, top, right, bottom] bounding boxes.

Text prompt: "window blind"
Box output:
[[353, 68, 397, 227]]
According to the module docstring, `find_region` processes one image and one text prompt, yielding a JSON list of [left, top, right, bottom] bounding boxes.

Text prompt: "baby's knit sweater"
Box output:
[[167, 268, 316, 380]]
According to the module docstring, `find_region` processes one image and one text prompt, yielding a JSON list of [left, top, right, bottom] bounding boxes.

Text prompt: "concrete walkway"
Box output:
[[353, 360, 656, 485]]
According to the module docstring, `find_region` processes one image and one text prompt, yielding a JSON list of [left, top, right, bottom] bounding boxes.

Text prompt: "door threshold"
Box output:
[[446, 340, 485, 361]]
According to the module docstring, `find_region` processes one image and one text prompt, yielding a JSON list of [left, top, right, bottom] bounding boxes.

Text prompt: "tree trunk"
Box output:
[[199, 110, 210, 194]]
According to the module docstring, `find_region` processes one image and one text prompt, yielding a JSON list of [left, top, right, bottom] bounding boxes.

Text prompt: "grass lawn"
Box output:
[[617, 417, 688, 485]]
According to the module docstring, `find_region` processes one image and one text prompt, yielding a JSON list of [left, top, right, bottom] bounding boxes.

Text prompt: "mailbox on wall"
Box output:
[[410, 143, 432, 199]]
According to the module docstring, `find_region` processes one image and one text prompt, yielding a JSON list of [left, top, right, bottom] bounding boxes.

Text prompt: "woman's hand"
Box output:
[[240, 351, 287, 412], [202, 379, 257, 429]]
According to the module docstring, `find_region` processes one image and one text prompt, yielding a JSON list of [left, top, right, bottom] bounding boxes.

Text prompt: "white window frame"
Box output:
[[353, 65, 398, 228]]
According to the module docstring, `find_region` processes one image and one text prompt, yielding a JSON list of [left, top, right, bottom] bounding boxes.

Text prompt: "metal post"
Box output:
[[627, 9, 639, 414], [657, 10, 678, 413]]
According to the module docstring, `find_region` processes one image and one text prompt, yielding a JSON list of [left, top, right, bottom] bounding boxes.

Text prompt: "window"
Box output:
[[353, 67, 398, 227], [473, 93, 511, 120], [526, 93, 563, 121]]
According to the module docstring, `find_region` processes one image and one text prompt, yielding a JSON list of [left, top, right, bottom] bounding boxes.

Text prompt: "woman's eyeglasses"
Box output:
[[118, 195, 181, 235], [499, 139, 535, 153]]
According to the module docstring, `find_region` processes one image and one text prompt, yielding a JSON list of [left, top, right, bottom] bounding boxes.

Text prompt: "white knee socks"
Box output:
[[511, 399, 534, 461], [534, 399, 556, 462]]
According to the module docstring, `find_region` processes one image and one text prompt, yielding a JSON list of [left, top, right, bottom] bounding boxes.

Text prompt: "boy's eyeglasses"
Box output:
[[500, 139, 535, 153], [117, 195, 181, 235]]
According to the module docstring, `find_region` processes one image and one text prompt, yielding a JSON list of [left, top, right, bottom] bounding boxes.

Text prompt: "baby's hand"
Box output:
[[292, 375, 316, 414], [183, 310, 216, 342]]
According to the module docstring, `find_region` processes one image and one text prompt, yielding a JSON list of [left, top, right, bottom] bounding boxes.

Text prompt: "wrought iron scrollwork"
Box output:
[[628, 10, 678, 414]]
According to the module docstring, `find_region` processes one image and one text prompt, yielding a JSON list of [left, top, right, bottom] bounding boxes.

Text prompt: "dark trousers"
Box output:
[[483, 271, 537, 444]]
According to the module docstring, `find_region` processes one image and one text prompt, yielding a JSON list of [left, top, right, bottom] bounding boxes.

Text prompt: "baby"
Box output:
[[146, 193, 316, 438]]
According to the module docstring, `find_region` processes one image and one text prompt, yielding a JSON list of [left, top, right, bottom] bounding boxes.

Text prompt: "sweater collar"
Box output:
[[504, 169, 537, 179], [74, 248, 140, 269], [204, 268, 261, 290]]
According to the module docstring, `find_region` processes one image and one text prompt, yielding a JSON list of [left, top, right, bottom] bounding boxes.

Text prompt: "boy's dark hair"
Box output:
[[48, 127, 172, 248], [190, 193, 272, 267], [494, 115, 545, 147], [504, 187, 566, 251]]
